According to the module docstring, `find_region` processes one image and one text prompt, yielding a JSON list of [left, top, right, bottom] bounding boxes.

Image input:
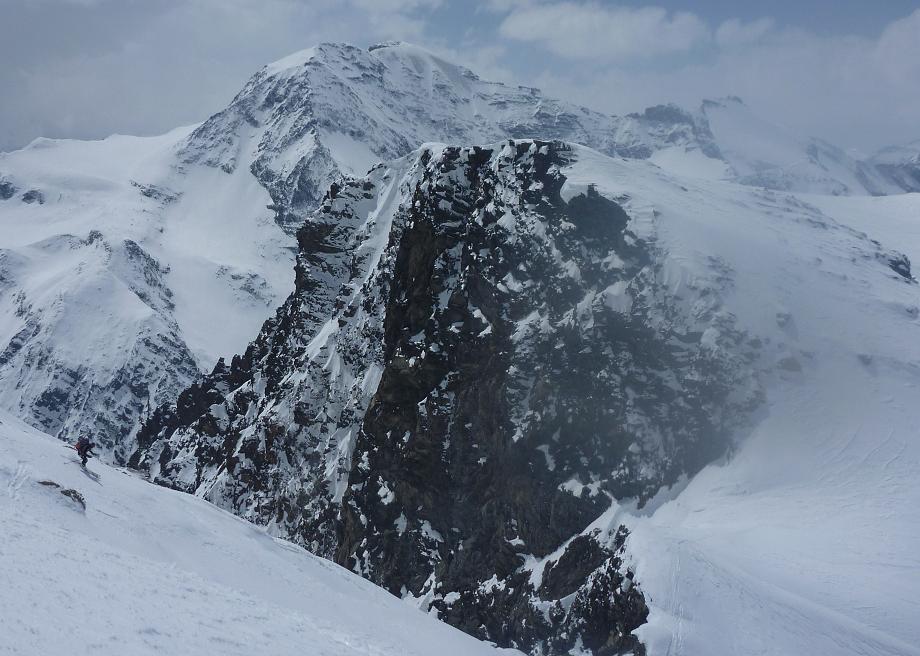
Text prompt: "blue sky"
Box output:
[[1, 0, 918, 152]]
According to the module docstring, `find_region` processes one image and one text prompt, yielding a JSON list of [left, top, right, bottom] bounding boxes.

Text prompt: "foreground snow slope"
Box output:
[[0, 412, 515, 656], [554, 152, 920, 655]]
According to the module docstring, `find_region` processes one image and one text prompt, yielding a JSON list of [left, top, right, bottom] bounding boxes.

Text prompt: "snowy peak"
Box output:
[[176, 42, 664, 232]]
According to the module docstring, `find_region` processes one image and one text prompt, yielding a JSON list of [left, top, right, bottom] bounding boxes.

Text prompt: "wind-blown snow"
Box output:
[[0, 411, 517, 656]]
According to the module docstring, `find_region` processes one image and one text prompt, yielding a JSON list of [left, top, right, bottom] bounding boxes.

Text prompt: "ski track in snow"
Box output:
[[0, 412, 517, 656]]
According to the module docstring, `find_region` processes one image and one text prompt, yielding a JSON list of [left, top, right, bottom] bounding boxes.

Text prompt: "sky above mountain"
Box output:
[[1, 0, 918, 153]]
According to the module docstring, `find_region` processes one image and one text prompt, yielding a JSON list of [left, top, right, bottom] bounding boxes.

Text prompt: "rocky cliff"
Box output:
[[132, 140, 764, 654]]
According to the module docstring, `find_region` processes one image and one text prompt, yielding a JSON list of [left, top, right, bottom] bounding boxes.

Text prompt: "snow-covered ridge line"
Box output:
[[0, 127, 294, 461]]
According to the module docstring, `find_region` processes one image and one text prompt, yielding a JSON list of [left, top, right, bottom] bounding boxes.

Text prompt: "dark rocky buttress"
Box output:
[[132, 140, 760, 655]]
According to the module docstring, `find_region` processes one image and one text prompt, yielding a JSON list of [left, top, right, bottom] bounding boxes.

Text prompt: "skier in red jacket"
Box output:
[[74, 436, 96, 466]]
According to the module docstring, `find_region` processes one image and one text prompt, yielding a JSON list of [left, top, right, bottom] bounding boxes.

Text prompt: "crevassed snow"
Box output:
[[0, 411, 516, 656]]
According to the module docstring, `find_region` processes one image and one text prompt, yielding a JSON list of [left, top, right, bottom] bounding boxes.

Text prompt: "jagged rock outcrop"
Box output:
[[133, 140, 762, 654]]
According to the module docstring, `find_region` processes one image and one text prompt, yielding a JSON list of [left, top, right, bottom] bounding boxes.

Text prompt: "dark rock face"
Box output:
[[133, 140, 760, 654], [0, 179, 16, 200], [21, 189, 44, 204], [623, 104, 722, 160]]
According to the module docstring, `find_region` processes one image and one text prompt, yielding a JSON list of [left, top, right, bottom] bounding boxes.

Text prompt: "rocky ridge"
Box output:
[[132, 140, 764, 654]]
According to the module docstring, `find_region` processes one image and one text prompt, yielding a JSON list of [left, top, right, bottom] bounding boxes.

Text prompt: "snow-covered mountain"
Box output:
[[176, 41, 729, 233], [0, 410, 519, 656], [2, 42, 916, 463], [709, 97, 920, 194], [648, 96, 917, 195], [0, 129, 295, 462], [3, 40, 920, 656], [0, 42, 732, 462], [132, 137, 920, 655]]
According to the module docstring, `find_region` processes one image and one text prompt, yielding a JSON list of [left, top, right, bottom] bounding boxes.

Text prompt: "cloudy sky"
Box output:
[[1, 0, 918, 153]]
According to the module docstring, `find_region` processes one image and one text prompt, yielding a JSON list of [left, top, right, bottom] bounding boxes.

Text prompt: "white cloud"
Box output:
[[715, 17, 775, 49], [874, 9, 920, 85], [350, 0, 442, 10], [525, 9, 920, 150], [1, 1, 918, 153], [0, 0, 441, 150], [498, 2, 711, 59]]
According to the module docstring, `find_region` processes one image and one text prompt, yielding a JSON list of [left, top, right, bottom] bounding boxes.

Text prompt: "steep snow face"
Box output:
[[700, 97, 905, 195], [0, 129, 295, 461], [0, 411, 518, 656]]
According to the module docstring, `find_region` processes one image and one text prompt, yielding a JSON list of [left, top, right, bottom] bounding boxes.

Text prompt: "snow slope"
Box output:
[[0, 410, 517, 656], [805, 192, 920, 266], [699, 97, 903, 195], [554, 151, 920, 655], [0, 129, 295, 460]]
